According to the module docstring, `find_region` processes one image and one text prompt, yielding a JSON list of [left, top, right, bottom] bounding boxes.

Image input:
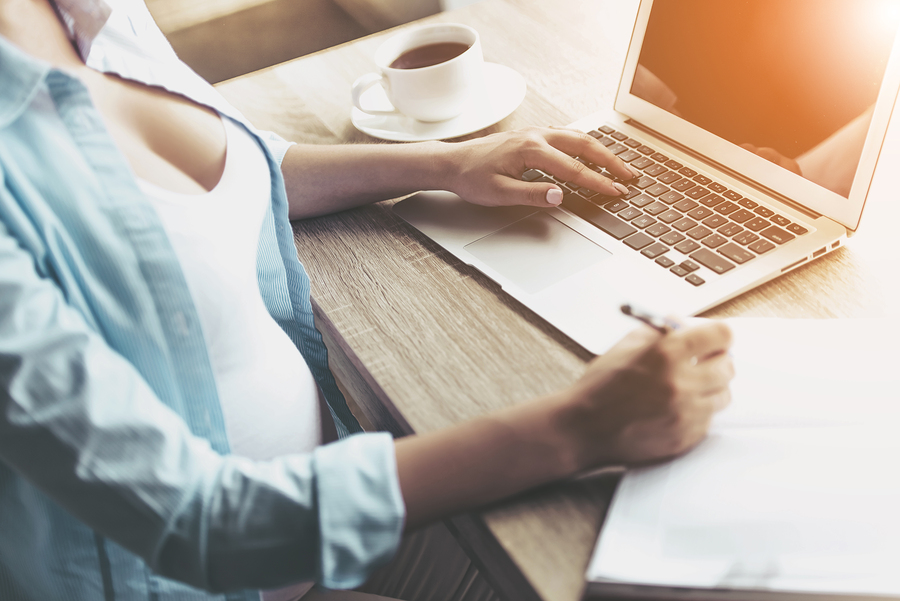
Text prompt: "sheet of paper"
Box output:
[[587, 319, 900, 596]]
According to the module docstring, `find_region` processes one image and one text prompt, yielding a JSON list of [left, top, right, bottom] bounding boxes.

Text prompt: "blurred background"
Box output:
[[146, 0, 482, 83]]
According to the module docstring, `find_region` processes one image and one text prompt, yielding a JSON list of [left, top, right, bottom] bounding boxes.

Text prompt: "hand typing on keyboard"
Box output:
[[441, 126, 641, 208]]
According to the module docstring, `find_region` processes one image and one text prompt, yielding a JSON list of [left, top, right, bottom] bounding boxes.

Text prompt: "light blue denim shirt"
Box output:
[[0, 4, 405, 600]]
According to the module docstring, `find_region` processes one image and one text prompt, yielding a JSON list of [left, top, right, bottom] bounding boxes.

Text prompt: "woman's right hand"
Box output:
[[559, 320, 735, 469]]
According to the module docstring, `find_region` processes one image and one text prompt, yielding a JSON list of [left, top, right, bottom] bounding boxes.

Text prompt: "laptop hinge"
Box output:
[[624, 119, 823, 221]]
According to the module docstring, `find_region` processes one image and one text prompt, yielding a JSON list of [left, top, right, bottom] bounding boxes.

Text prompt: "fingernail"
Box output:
[[627, 165, 643, 179], [613, 182, 629, 195], [546, 187, 564, 205]]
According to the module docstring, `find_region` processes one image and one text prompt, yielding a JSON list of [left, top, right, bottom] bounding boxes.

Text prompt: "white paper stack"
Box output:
[[586, 319, 900, 599]]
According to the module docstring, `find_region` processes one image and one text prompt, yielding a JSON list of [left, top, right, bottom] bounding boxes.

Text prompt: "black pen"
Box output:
[[620, 304, 677, 334]]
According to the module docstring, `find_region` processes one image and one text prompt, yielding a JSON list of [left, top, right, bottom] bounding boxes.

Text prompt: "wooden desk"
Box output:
[[216, 1, 900, 599]]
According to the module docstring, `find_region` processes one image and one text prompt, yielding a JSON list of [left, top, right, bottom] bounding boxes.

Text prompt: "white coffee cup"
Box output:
[[351, 23, 484, 123]]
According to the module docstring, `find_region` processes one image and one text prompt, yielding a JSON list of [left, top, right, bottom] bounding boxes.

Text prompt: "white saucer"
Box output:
[[351, 62, 526, 142]]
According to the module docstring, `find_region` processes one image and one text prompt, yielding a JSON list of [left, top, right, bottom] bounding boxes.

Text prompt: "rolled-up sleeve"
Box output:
[[257, 129, 295, 168], [0, 217, 405, 592]]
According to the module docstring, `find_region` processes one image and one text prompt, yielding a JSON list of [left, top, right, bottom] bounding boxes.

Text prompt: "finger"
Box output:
[[489, 176, 567, 207], [688, 351, 735, 395], [525, 145, 628, 197], [710, 389, 732, 411], [544, 127, 641, 181], [670, 320, 733, 363]]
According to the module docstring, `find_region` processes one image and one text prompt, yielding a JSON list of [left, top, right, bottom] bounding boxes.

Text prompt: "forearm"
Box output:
[[280, 127, 643, 220], [394, 391, 588, 529], [281, 141, 453, 219]]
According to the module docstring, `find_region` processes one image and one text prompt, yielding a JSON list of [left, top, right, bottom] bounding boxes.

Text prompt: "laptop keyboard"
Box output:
[[522, 125, 812, 287]]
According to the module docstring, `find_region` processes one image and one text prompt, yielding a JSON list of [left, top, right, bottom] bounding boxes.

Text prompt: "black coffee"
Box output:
[[389, 42, 470, 70]]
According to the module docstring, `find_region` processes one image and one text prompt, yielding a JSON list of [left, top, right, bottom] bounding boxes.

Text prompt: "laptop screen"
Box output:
[[628, 0, 899, 200]]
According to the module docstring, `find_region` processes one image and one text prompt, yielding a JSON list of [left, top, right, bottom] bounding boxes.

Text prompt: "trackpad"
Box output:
[[464, 212, 612, 294]]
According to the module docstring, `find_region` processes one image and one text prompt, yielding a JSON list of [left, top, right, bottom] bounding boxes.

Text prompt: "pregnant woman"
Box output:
[[0, 1, 734, 600]]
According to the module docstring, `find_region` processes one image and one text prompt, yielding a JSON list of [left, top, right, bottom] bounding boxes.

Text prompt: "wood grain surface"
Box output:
[[215, 1, 900, 599]]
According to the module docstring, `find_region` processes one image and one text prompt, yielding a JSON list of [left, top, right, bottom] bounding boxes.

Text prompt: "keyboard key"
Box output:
[[670, 265, 690, 277], [618, 150, 642, 162], [738, 198, 758, 209], [661, 231, 686, 245], [679, 260, 700, 273], [598, 137, 617, 147], [718, 243, 754, 264], [607, 143, 628, 154], [624, 232, 654, 250], [702, 214, 729, 228], [679, 167, 698, 177], [686, 186, 711, 200], [687, 207, 714, 220], [760, 225, 795, 244], [588, 130, 605, 138], [771, 214, 791, 227], [644, 201, 669, 216], [693, 174, 712, 185], [610, 131, 628, 140], [673, 217, 698, 231], [665, 159, 684, 170], [714, 201, 739, 215], [577, 188, 601, 199], [658, 171, 682, 184], [632, 215, 657, 229], [624, 138, 642, 148], [729, 209, 754, 223], [630, 193, 655, 208], [598, 125, 615, 134], [622, 188, 642, 200], [522, 169, 544, 181], [687, 225, 713, 240], [646, 223, 671, 237], [708, 182, 727, 193], [660, 191, 685, 204], [723, 190, 742, 201], [561, 194, 637, 239], [700, 194, 725, 208], [644, 164, 667, 177], [702, 234, 728, 248], [646, 183, 670, 196], [717, 223, 744, 237], [651, 153, 670, 162], [641, 242, 669, 258], [733, 231, 759, 245], [658, 209, 683, 224], [673, 199, 699, 212], [634, 176, 656, 189], [630, 157, 655, 170], [786, 223, 809, 235], [744, 216, 769, 232], [672, 179, 696, 192], [656, 256, 676, 268], [685, 273, 706, 286], [675, 239, 701, 254], [754, 206, 775, 218], [691, 248, 736, 274], [605, 199, 630, 212], [749, 238, 776, 254], [636, 145, 656, 155], [619, 207, 643, 220]]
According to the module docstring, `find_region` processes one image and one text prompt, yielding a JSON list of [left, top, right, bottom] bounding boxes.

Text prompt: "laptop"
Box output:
[[394, 0, 900, 355]]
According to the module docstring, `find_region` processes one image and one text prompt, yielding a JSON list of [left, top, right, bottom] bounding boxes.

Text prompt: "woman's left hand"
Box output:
[[439, 126, 642, 209]]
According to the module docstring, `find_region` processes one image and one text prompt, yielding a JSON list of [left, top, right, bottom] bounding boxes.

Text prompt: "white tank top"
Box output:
[[139, 117, 322, 461]]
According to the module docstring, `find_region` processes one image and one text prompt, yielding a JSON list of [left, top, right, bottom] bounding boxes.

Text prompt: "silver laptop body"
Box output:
[[394, 0, 900, 355]]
